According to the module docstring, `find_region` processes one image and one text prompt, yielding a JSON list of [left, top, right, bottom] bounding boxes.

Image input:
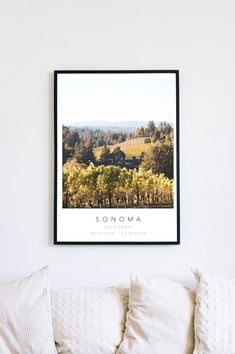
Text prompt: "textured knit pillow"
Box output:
[[193, 270, 235, 354], [0, 266, 56, 354], [117, 274, 195, 354], [51, 287, 128, 353]]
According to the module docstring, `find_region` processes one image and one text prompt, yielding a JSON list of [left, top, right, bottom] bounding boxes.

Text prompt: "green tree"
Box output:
[[110, 147, 126, 165], [141, 143, 173, 179], [100, 144, 111, 165], [144, 137, 151, 144], [152, 129, 160, 143], [63, 129, 80, 148], [63, 142, 73, 164], [147, 121, 155, 136], [74, 140, 96, 165], [97, 166, 120, 207], [134, 126, 145, 138]]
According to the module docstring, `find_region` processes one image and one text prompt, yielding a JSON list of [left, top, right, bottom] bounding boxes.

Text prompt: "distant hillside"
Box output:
[[67, 120, 161, 133]]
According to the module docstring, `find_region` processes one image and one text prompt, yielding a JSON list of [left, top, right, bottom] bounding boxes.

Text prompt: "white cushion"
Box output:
[[51, 287, 128, 353], [117, 274, 195, 354], [193, 270, 235, 354], [0, 266, 56, 354]]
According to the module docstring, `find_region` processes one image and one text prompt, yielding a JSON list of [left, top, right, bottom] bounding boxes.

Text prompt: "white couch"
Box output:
[[51, 278, 195, 354], [1, 267, 234, 354]]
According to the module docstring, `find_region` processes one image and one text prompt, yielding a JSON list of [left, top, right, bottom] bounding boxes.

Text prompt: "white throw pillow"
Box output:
[[51, 287, 128, 354], [0, 266, 56, 354], [193, 270, 235, 354], [117, 274, 195, 354]]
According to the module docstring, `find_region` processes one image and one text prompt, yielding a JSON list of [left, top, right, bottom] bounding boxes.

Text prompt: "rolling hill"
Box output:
[[94, 137, 155, 159]]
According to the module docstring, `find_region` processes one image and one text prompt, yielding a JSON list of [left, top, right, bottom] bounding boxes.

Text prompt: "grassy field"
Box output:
[[94, 138, 157, 160]]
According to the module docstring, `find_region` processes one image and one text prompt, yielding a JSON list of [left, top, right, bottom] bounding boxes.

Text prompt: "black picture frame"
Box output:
[[54, 70, 180, 245]]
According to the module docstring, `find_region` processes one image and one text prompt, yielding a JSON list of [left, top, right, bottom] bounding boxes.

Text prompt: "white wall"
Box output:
[[0, 0, 235, 288]]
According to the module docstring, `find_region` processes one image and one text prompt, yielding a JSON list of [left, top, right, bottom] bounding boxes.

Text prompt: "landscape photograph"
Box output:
[[55, 71, 179, 243], [62, 120, 174, 208]]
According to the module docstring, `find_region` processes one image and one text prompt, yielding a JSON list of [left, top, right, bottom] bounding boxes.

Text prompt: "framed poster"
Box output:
[[54, 70, 180, 244]]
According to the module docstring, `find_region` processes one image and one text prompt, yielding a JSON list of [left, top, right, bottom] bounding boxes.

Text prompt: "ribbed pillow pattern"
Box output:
[[117, 274, 195, 354], [0, 266, 56, 354], [51, 287, 128, 353], [193, 270, 235, 354]]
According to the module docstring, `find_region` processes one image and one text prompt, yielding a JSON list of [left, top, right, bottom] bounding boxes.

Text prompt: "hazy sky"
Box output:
[[57, 73, 176, 124]]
